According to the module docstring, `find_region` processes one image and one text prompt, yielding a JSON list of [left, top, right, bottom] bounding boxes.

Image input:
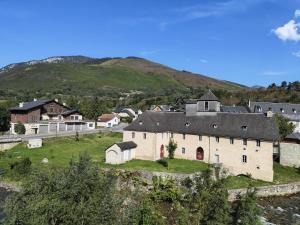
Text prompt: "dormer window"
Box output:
[[241, 126, 247, 131], [257, 106, 262, 112], [280, 108, 284, 113], [205, 101, 209, 111], [268, 107, 272, 111], [185, 122, 190, 127], [292, 108, 297, 114], [156, 122, 160, 126], [139, 121, 143, 125], [213, 124, 218, 129]]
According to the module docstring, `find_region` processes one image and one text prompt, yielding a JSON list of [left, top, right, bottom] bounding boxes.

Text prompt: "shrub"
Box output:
[[10, 157, 32, 175], [157, 158, 168, 168], [14, 122, 26, 134], [166, 140, 177, 159]]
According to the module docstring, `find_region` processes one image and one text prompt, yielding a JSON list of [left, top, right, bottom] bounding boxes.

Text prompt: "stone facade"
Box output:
[[123, 131, 274, 182], [280, 142, 300, 167]]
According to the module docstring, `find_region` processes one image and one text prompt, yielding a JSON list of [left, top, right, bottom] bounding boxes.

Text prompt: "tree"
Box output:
[[232, 188, 260, 225], [14, 122, 26, 134], [0, 106, 10, 132], [166, 139, 177, 159], [275, 115, 295, 140], [4, 154, 123, 225]]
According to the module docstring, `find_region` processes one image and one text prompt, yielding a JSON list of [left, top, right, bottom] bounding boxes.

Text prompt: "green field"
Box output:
[[1, 133, 299, 189]]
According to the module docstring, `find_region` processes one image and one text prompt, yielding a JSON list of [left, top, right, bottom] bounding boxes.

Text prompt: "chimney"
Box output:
[[33, 98, 37, 102], [266, 110, 273, 118], [19, 102, 24, 108], [55, 98, 59, 102]]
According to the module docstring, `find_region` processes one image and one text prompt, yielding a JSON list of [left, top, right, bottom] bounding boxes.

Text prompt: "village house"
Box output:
[[249, 101, 300, 133], [110, 91, 279, 182], [10, 99, 95, 135], [114, 106, 141, 121], [150, 105, 174, 112], [97, 113, 120, 128]]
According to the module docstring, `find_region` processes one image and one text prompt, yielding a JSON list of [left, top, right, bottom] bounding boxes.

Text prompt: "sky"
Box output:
[[1, 0, 300, 87]]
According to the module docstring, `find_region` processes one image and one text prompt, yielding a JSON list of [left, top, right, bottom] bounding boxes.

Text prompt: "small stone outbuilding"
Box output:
[[105, 141, 137, 164], [280, 133, 300, 167]]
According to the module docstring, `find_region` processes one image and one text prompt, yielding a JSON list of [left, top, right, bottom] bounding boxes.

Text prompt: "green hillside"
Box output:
[[0, 56, 246, 95]]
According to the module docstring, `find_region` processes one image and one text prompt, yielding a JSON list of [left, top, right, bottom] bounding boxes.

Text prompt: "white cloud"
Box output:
[[273, 20, 300, 42], [292, 51, 300, 57], [262, 71, 286, 76], [295, 9, 300, 18]]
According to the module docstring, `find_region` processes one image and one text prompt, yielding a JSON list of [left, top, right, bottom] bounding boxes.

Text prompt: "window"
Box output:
[[213, 124, 218, 129], [243, 139, 247, 146], [183, 134, 186, 140], [293, 108, 297, 113], [242, 155, 247, 163], [185, 122, 190, 127], [139, 121, 143, 125], [268, 107, 272, 111], [71, 116, 74, 120], [199, 135, 202, 141], [256, 140, 261, 147], [230, 138, 234, 144], [182, 147, 186, 154], [75, 116, 79, 120], [143, 133, 146, 139], [216, 136, 219, 143], [257, 106, 262, 112], [132, 132, 135, 138], [241, 126, 247, 131], [89, 123, 93, 128], [205, 101, 209, 111], [280, 108, 284, 113], [171, 133, 174, 138]]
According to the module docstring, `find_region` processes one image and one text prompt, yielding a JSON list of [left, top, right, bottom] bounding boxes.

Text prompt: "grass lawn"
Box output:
[[0, 133, 208, 182], [1, 133, 300, 189]]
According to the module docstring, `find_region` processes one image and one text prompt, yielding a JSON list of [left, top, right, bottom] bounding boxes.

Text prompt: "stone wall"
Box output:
[[280, 142, 300, 167], [228, 182, 300, 201]]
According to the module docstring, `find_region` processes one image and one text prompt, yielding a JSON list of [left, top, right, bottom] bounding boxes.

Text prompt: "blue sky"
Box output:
[[1, 0, 300, 86]]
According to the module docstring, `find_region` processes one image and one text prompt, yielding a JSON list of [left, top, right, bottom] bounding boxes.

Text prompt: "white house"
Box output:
[[97, 114, 120, 128], [105, 141, 137, 164]]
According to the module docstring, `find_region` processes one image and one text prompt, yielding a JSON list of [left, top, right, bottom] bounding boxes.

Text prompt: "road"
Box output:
[[0, 123, 127, 141]]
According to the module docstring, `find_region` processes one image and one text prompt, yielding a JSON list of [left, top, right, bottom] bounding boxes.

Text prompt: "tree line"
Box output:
[[3, 154, 261, 225]]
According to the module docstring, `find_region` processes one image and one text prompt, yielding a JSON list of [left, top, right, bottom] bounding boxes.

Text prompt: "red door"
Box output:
[[160, 145, 164, 158], [196, 147, 204, 160]]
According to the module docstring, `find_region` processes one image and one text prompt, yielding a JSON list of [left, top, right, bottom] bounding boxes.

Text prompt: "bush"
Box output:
[[10, 157, 32, 175], [121, 117, 133, 124], [14, 122, 26, 134], [166, 140, 177, 159], [157, 158, 168, 168]]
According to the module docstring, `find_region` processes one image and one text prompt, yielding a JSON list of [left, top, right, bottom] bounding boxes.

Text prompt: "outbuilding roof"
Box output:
[[124, 111, 279, 141], [116, 141, 137, 150], [249, 101, 300, 116], [99, 114, 118, 122]]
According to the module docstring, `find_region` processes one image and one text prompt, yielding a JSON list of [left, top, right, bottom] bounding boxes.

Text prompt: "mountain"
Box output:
[[0, 56, 246, 95]]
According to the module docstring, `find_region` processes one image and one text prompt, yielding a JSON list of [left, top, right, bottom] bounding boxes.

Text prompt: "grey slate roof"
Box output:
[[199, 90, 219, 101], [285, 132, 300, 141], [124, 111, 279, 141], [61, 109, 79, 116], [10, 100, 51, 111], [249, 102, 300, 120], [116, 141, 137, 150], [220, 106, 250, 113]]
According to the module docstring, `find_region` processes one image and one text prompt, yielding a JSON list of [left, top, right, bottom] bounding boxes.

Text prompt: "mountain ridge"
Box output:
[[0, 56, 247, 95]]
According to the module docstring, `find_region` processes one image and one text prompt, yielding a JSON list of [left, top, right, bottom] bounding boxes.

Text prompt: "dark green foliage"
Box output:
[[4, 154, 123, 225], [0, 106, 10, 132], [156, 158, 168, 168], [232, 188, 260, 225], [166, 140, 177, 159], [275, 114, 295, 140], [75, 131, 79, 142], [121, 117, 133, 124], [9, 157, 31, 175], [14, 122, 25, 135]]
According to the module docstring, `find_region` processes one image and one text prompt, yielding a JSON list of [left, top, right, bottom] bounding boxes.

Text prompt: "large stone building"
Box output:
[[120, 91, 279, 182], [10, 99, 95, 135]]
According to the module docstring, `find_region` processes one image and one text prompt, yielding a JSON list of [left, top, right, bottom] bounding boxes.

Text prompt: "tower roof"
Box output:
[[199, 90, 219, 101]]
